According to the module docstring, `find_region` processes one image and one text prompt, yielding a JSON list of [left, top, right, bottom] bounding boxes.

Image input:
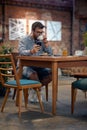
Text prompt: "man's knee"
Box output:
[[41, 74, 52, 85]]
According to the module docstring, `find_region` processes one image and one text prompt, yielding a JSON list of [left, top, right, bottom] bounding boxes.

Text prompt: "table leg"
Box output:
[[52, 62, 58, 115]]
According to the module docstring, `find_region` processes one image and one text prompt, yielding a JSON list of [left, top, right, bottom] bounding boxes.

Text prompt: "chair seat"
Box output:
[[6, 79, 41, 86], [72, 78, 87, 90]]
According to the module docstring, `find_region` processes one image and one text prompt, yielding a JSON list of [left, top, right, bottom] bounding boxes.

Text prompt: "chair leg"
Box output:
[[18, 89, 22, 117], [1, 88, 10, 112], [36, 88, 44, 113], [45, 84, 48, 101], [71, 87, 77, 114], [16, 89, 19, 106], [12, 89, 17, 100], [23, 89, 28, 108]]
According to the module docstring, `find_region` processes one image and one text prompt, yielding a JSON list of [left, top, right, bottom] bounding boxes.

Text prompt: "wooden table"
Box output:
[[18, 55, 87, 115]]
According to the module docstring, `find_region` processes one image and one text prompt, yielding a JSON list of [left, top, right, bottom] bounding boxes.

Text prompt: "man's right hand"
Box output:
[[30, 44, 41, 54]]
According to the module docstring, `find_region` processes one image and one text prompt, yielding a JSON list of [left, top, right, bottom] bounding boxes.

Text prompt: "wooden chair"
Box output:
[[0, 54, 44, 117], [11, 52, 49, 101], [71, 78, 87, 114], [73, 73, 87, 98]]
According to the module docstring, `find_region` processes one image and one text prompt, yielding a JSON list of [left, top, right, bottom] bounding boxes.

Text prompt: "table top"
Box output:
[[18, 55, 87, 62]]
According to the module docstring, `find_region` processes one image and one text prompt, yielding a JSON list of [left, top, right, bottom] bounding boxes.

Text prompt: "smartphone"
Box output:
[[35, 40, 42, 46]]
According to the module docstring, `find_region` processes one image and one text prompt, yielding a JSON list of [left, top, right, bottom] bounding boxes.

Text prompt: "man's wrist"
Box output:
[[30, 49, 33, 54]]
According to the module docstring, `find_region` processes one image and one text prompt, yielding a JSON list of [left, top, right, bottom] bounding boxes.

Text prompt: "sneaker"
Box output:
[[34, 94, 43, 103], [29, 89, 43, 103], [29, 89, 36, 103]]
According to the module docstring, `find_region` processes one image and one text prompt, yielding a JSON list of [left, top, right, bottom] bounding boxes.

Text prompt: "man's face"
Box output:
[[33, 27, 44, 39]]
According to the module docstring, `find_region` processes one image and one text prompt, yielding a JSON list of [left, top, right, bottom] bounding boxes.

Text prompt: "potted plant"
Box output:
[[0, 42, 14, 97], [83, 32, 87, 55], [0, 42, 14, 54], [83, 32, 87, 46]]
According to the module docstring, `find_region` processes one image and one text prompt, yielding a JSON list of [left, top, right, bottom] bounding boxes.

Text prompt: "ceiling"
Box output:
[[1, 0, 73, 10], [14, 0, 73, 7]]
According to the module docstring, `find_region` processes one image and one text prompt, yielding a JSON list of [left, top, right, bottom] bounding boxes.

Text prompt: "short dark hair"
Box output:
[[32, 22, 45, 31]]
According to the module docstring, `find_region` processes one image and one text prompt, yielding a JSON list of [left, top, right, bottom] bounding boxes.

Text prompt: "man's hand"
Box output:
[[43, 37, 49, 48], [30, 44, 41, 54]]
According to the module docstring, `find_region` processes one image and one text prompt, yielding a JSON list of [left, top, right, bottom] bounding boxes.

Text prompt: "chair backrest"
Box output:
[[11, 52, 19, 66], [0, 54, 21, 88]]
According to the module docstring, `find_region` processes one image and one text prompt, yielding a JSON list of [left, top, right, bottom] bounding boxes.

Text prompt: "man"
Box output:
[[18, 21, 53, 102]]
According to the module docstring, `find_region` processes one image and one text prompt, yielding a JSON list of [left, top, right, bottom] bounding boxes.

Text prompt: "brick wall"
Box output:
[[1, 2, 87, 55], [0, 5, 73, 54]]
